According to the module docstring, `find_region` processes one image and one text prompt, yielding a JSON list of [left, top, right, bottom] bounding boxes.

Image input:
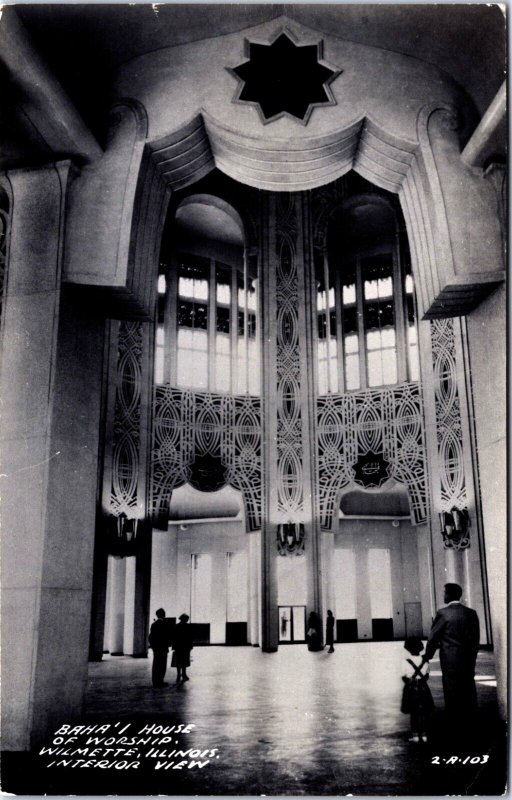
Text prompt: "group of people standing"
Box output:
[[306, 609, 335, 652], [401, 582, 480, 743], [148, 609, 193, 688], [306, 583, 480, 743], [149, 583, 480, 743]]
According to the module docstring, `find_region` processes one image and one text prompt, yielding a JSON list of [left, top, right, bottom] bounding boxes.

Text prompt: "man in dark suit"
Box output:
[[149, 608, 170, 688], [423, 583, 480, 726]]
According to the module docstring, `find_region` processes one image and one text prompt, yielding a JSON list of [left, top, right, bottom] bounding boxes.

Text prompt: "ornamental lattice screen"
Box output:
[[316, 381, 428, 528], [275, 194, 304, 520], [150, 381, 428, 533], [110, 321, 143, 516], [430, 319, 468, 550], [151, 386, 262, 531]]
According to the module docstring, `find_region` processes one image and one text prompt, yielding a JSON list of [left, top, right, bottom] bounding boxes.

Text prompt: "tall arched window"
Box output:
[[154, 196, 260, 395], [316, 192, 419, 395]]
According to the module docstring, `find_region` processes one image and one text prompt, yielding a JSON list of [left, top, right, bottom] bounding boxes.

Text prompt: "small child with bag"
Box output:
[[401, 636, 434, 743]]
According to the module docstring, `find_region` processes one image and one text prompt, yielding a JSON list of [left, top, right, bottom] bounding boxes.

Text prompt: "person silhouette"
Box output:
[[172, 613, 194, 682], [149, 608, 170, 688], [306, 611, 322, 651], [326, 610, 335, 653], [422, 583, 480, 730]]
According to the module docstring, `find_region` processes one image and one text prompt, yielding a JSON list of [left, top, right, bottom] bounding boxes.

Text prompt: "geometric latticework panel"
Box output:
[[317, 381, 428, 528], [275, 194, 304, 520], [151, 386, 262, 531], [110, 321, 143, 517], [430, 318, 467, 526]]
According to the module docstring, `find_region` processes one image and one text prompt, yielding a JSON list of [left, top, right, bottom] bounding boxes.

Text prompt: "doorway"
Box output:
[[278, 605, 306, 643]]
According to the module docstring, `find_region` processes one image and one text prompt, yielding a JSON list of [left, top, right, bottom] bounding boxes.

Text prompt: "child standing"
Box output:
[[401, 636, 434, 743]]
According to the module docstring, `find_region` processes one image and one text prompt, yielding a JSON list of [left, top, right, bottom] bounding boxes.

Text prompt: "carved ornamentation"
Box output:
[[151, 386, 262, 531], [311, 177, 345, 248], [229, 30, 341, 125], [430, 319, 469, 550], [277, 523, 305, 556], [317, 382, 428, 528], [275, 194, 304, 520], [110, 321, 143, 517]]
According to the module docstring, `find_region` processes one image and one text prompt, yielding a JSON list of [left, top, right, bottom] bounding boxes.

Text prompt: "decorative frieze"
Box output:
[[151, 386, 262, 531], [110, 321, 143, 517], [430, 318, 469, 550], [316, 381, 428, 528], [275, 194, 304, 521]]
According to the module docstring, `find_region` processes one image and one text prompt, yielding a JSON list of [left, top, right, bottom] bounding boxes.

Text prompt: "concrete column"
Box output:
[[260, 192, 278, 651], [260, 192, 323, 650], [465, 285, 506, 717], [416, 526, 435, 634], [445, 548, 463, 586], [248, 531, 260, 646], [321, 532, 335, 623], [108, 557, 126, 654], [133, 523, 152, 656], [210, 551, 227, 644], [1, 162, 105, 750], [102, 556, 114, 652], [355, 549, 372, 640], [122, 557, 137, 655]]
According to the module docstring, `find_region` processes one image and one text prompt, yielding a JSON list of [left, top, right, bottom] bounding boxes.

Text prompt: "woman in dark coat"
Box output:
[[172, 613, 194, 682], [306, 611, 322, 651], [326, 609, 335, 653]]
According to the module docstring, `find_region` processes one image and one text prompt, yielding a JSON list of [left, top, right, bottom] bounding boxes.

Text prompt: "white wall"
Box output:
[[150, 519, 251, 644], [465, 284, 507, 718], [334, 518, 431, 639]]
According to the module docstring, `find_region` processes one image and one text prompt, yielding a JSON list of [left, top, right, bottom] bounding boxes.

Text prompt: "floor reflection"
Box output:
[[79, 642, 505, 795]]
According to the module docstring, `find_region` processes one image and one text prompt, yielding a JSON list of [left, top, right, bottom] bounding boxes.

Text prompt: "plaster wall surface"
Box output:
[[1, 165, 68, 750], [30, 295, 105, 748], [465, 284, 506, 718], [335, 518, 429, 639], [150, 520, 248, 644], [114, 17, 469, 146]]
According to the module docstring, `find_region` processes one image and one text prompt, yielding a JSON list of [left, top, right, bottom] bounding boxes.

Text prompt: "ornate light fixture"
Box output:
[[277, 522, 305, 556], [440, 508, 470, 550], [107, 512, 140, 558]]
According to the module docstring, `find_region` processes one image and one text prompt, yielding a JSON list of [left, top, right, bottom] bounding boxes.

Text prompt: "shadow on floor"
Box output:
[[2, 645, 507, 796]]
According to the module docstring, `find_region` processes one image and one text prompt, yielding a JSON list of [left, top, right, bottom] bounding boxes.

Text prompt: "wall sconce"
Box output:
[[107, 512, 140, 557], [277, 523, 305, 556], [440, 508, 470, 551]]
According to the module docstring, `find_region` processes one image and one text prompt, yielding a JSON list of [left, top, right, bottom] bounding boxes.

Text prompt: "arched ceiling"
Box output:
[[175, 196, 244, 247], [13, 4, 506, 143]]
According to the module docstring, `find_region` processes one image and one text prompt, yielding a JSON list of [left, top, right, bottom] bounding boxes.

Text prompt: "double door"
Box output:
[[278, 605, 306, 643]]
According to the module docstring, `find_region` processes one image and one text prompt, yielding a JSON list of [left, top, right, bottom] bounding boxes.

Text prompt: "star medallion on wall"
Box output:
[[351, 451, 391, 490], [229, 30, 341, 125]]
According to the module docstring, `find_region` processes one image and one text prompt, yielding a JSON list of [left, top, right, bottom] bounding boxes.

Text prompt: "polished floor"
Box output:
[[3, 643, 506, 795]]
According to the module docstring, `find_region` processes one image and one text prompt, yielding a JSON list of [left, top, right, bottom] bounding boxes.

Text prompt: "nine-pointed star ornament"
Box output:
[[228, 30, 341, 124], [351, 451, 391, 490]]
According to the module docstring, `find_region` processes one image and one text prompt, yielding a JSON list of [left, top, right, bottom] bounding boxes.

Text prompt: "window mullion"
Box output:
[[356, 256, 367, 389], [208, 258, 216, 390], [393, 227, 407, 382], [334, 256, 345, 394], [322, 250, 332, 393], [230, 263, 238, 394], [167, 254, 178, 385], [243, 251, 249, 394]]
